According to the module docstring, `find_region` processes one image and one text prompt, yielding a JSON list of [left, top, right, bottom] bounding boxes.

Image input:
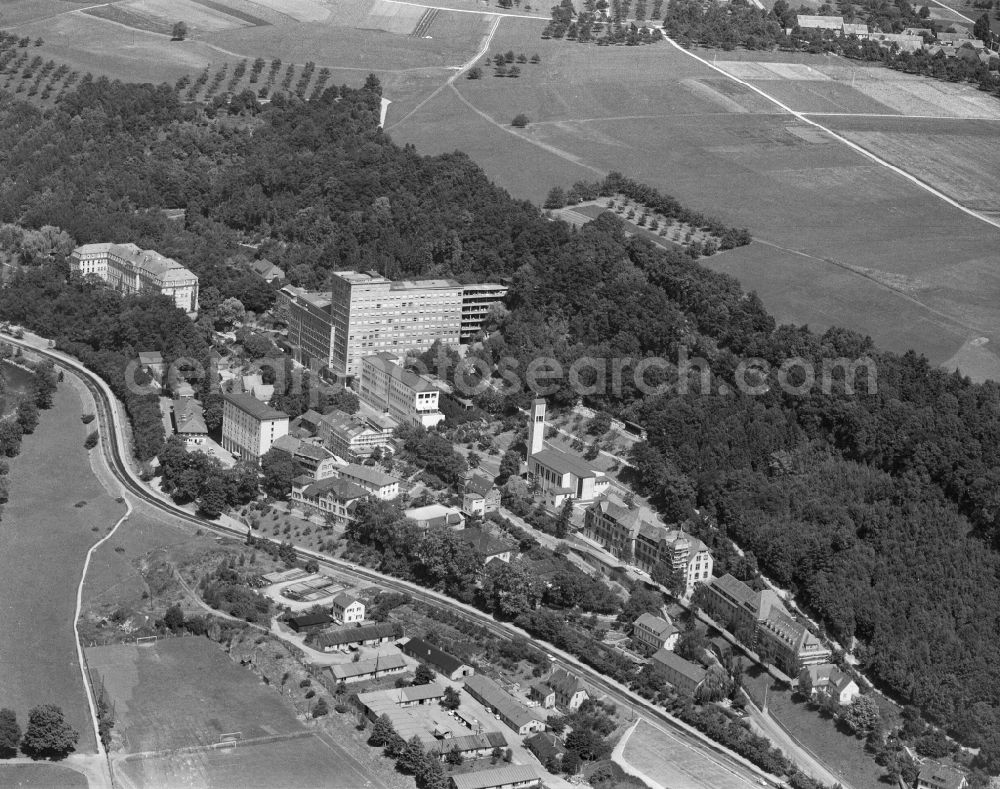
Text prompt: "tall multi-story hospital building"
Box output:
[[70, 243, 199, 313], [286, 270, 507, 379]]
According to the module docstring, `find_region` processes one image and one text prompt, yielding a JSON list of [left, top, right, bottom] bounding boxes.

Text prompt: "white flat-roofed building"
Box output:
[[70, 243, 199, 312], [221, 392, 289, 462], [360, 353, 444, 428]]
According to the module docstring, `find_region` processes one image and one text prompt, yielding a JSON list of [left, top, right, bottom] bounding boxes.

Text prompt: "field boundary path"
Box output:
[[665, 36, 1000, 231], [387, 12, 503, 130]]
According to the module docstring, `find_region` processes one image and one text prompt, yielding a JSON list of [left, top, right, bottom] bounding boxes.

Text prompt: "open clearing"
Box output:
[[0, 377, 123, 755], [392, 33, 1000, 378], [85, 638, 304, 752], [620, 720, 759, 789]]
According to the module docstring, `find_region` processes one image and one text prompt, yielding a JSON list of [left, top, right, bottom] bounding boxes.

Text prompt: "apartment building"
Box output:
[[221, 392, 289, 462], [650, 649, 706, 697], [315, 409, 396, 458], [702, 574, 831, 674], [270, 434, 345, 480], [290, 476, 369, 524], [286, 287, 336, 370], [359, 353, 444, 428], [583, 496, 713, 595], [334, 462, 400, 500], [756, 606, 831, 674], [328, 271, 507, 378], [70, 243, 199, 312], [632, 612, 679, 655]]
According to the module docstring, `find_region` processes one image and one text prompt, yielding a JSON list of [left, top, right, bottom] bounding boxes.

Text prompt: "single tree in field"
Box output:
[[467, 66, 483, 79], [20, 705, 78, 760], [511, 113, 530, 127], [530, 53, 541, 63], [171, 22, 188, 41], [544, 187, 567, 209], [162, 603, 185, 632], [0, 709, 21, 758]]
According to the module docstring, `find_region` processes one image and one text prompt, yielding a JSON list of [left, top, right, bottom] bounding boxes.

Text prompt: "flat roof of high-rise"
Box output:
[[333, 270, 391, 285]]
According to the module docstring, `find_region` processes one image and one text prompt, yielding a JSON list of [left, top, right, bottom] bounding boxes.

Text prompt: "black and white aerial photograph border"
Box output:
[[0, 0, 996, 787]]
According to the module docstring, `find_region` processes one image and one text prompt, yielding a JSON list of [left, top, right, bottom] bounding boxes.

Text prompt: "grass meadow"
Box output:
[[392, 30, 1000, 377], [0, 763, 89, 788], [0, 379, 125, 754]]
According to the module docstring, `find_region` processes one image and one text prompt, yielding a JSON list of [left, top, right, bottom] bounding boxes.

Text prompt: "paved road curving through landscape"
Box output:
[[9, 332, 853, 789]]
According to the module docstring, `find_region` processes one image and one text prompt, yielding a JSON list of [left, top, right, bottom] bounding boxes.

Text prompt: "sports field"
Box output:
[[90, 638, 388, 788], [0, 378, 124, 755], [115, 732, 383, 789], [392, 33, 1000, 379], [620, 720, 760, 789], [85, 638, 304, 752]]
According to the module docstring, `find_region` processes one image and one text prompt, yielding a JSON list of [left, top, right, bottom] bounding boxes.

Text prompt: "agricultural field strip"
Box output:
[[74, 496, 134, 759], [0, 1, 112, 29], [80, 5, 174, 35], [383, 0, 546, 19], [187, 0, 273, 27], [805, 112, 1000, 119], [670, 37, 1000, 230], [386, 12, 502, 130]]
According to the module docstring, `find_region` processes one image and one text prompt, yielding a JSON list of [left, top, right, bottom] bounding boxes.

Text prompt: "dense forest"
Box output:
[[0, 75, 998, 774]]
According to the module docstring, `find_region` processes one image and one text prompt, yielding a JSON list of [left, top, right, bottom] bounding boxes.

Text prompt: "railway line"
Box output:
[[14, 335, 787, 789]]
